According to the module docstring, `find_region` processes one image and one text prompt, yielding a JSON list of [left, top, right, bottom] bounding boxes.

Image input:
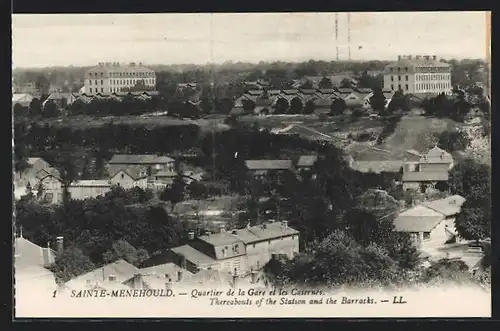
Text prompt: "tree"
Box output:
[[329, 98, 346, 116], [43, 101, 60, 118], [421, 258, 471, 284], [339, 78, 352, 88], [437, 130, 470, 152], [102, 239, 150, 266], [35, 75, 51, 95], [300, 80, 314, 89], [28, 98, 42, 117], [289, 97, 303, 114], [303, 100, 315, 114], [14, 103, 29, 117], [369, 88, 387, 114], [387, 89, 410, 113], [242, 99, 256, 114], [48, 246, 96, 284], [455, 200, 490, 241], [160, 174, 186, 211], [274, 98, 289, 114], [318, 77, 333, 89]]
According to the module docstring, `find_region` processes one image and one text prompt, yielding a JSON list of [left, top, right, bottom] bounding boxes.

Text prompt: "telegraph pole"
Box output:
[[347, 13, 352, 61]]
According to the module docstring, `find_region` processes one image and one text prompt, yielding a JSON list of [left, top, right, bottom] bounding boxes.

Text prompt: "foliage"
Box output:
[[289, 97, 303, 114], [387, 90, 410, 113], [303, 100, 315, 114], [329, 98, 346, 116], [369, 88, 386, 114], [28, 98, 42, 117], [318, 77, 333, 89], [437, 130, 470, 152], [102, 239, 150, 266], [376, 115, 402, 144], [42, 101, 60, 118], [48, 246, 96, 284]]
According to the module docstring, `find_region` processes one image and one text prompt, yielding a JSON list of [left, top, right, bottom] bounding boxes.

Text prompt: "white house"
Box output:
[[109, 168, 148, 190]]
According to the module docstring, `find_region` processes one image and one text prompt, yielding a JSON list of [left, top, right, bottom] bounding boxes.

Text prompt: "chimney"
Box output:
[[187, 231, 195, 240], [177, 269, 183, 282], [398, 55, 402, 61], [416, 55, 422, 60], [281, 220, 288, 228], [433, 55, 437, 60], [56, 236, 64, 254], [424, 55, 430, 61]]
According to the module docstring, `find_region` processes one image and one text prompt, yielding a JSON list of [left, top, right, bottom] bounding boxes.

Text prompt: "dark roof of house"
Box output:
[[337, 88, 354, 94], [171, 245, 217, 266], [282, 89, 299, 95], [402, 171, 449, 182], [297, 155, 318, 167], [245, 160, 293, 170], [351, 160, 404, 173], [247, 90, 264, 96], [109, 154, 173, 165], [230, 222, 299, 243], [108, 166, 148, 180]]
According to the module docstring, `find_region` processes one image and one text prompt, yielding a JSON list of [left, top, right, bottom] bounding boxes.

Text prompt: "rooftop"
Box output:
[[420, 146, 454, 164], [245, 160, 293, 171], [171, 245, 216, 266], [70, 180, 111, 187], [139, 262, 193, 279], [15, 236, 56, 269], [297, 155, 318, 167], [198, 232, 244, 247], [231, 222, 299, 243], [64, 259, 139, 289], [422, 195, 466, 217], [402, 171, 449, 182], [109, 154, 172, 165]]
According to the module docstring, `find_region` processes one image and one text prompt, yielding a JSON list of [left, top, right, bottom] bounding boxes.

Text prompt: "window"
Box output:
[[423, 232, 431, 240], [121, 174, 124, 179], [101, 80, 104, 85], [398, 84, 401, 90], [405, 75, 408, 81], [405, 84, 409, 90], [89, 88, 92, 93], [101, 88, 104, 93], [95, 80, 98, 85], [398, 75, 401, 80], [100, 72, 103, 76], [405, 67, 408, 72], [390, 84, 394, 90]]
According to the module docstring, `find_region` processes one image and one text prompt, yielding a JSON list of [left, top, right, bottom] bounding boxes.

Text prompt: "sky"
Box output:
[[12, 12, 490, 68]]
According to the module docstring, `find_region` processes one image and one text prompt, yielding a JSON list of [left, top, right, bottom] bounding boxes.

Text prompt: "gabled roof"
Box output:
[[171, 245, 216, 266], [245, 160, 293, 170], [393, 205, 445, 232], [422, 195, 466, 217], [337, 88, 354, 94], [15, 236, 56, 269], [282, 89, 299, 95], [27, 157, 45, 165], [109, 167, 148, 181], [64, 259, 139, 289], [402, 171, 448, 182], [35, 168, 61, 181], [297, 155, 318, 167], [247, 90, 264, 96], [420, 146, 453, 164]]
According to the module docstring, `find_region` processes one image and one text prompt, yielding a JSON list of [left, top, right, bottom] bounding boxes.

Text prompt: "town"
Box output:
[[13, 16, 491, 296]]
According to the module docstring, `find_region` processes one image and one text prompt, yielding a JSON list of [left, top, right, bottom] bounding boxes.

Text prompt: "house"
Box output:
[[12, 93, 35, 108], [402, 146, 453, 192], [17, 157, 52, 187], [230, 221, 300, 272], [350, 160, 404, 173], [63, 259, 139, 291], [167, 221, 300, 276], [109, 167, 148, 190], [245, 160, 294, 179], [295, 155, 318, 172], [42, 91, 77, 108], [68, 180, 111, 200], [393, 195, 466, 252], [36, 171, 63, 204], [107, 154, 175, 175], [14, 235, 58, 300]]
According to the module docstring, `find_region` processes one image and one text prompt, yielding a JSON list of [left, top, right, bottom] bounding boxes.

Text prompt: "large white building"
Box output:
[[383, 55, 452, 95], [84, 62, 156, 95]]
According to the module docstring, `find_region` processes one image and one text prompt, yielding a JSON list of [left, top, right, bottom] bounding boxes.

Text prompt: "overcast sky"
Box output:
[[12, 12, 489, 68]]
